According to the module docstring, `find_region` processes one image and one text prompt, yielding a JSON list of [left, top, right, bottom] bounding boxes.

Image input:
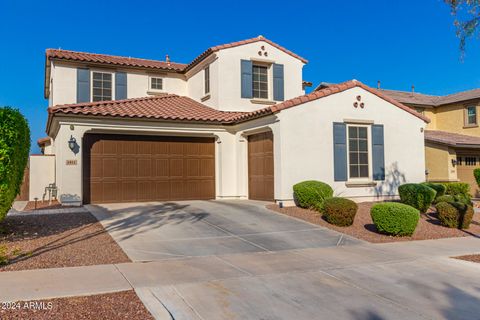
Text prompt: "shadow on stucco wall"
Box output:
[[374, 162, 406, 199]]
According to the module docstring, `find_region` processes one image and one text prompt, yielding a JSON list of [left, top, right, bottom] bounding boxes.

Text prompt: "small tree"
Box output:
[[474, 168, 480, 187], [445, 0, 480, 57], [0, 107, 30, 221]]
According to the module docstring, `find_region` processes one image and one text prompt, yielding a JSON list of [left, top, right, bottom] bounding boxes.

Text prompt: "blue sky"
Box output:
[[1, 0, 479, 153]]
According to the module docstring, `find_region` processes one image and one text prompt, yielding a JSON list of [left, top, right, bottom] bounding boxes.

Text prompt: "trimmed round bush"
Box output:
[[436, 201, 474, 229], [370, 202, 420, 236], [444, 182, 470, 196], [421, 182, 446, 199], [293, 180, 333, 211], [323, 197, 358, 227], [398, 183, 436, 213], [0, 107, 30, 222], [434, 195, 455, 204]]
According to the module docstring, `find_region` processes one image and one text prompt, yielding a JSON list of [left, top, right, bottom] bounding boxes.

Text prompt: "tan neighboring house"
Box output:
[[379, 88, 480, 196]]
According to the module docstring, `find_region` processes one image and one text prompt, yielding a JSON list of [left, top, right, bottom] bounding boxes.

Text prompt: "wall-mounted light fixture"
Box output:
[[68, 135, 77, 152], [451, 159, 457, 167]]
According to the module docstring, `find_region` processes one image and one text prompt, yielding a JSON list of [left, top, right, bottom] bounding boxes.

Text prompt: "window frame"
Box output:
[[204, 66, 210, 95], [465, 105, 478, 127], [346, 124, 372, 181], [149, 76, 164, 91], [252, 63, 269, 100], [91, 70, 114, 102]]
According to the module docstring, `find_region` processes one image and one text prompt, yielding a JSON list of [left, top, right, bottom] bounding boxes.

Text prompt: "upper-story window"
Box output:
[[348, 125, 370, 179], [92, 72, 112, 101], [204, 66, 210, 95], [150, 77, 163, 91], [252, 65, 268, 99], [466, 106, 477, 126]]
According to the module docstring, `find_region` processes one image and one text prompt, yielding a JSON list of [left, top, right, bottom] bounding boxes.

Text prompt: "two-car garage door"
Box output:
[[83, 134, 215, 204]]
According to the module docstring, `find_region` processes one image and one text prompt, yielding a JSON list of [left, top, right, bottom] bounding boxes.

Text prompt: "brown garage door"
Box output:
[[457, 154, 480, 197], [248, 131, 274, 201], [83, 134, 215, 204]]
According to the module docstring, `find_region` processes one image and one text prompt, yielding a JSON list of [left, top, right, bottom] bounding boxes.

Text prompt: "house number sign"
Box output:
[[66, 160, 77, 166]]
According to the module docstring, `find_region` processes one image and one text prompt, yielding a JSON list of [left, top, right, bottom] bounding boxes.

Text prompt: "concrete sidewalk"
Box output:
[[0, 236, 478, 320]]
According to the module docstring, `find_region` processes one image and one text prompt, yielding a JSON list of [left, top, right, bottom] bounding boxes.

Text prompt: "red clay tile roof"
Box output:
[[46, 80, 428, 133], [37, 137, 51, 147], [271, 80, 430, 123], [425, 130, 480, 147], [46, 49, 187, 72], [185, 36, 308, 71], [47, 95, 272, 131]]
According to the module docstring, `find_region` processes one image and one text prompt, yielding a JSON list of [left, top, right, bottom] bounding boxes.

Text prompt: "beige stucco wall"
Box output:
[[424, 142, 457, 182], [29, 155, 55, 201], [204, 40, 305, 112], [275, 86, 427, 201], [433, 102, 480, 135], [49, 62, 188, 106], [424, 109, 436, 129]]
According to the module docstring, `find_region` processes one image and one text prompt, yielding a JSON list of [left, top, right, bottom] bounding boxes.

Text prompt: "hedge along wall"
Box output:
[[0, 107, 30, 221]]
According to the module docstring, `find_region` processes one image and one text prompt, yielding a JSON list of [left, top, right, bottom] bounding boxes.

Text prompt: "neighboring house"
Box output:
[[379, 87, 480, 196], [35, 36, 427, 205]]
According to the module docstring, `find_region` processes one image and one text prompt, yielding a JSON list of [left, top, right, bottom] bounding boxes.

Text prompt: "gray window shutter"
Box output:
[[333, 122, 348, 181], [372, 124, 385, 180], [241, 60, 253, 98], [115, 72, 127, 100], [273, 63, 284, 101], [76, 68, 90, 103]]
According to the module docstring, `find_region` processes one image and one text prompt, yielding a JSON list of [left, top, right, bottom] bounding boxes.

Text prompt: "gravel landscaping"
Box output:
[[267, 202, 480, 243], [0, 211, 130, 271], [454, 254, 480, 263], [0, 290, 153, 320]]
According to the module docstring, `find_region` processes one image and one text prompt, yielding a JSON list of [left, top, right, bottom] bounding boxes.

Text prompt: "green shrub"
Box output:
[[398, 183, 436, 213], [293, 180, 333, 211], [0, 107, 30, 221], [436, 201, 474, 229], [444, 182, 470, 196], [474, 168, 480, 188], [370, 202, 420, 236], [421, 182, 446, 199], [434, 195, 455, 204], [323, 197, 358, 227]]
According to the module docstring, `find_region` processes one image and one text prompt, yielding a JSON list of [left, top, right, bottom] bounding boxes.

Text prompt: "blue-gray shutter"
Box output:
[[76, 68, 90, 103], [241, 60, 253, 98], [333, 122, 348, 181], [273, 63, 284, 101], [372, 124, 385, 180], [115, 72, 127, 100]]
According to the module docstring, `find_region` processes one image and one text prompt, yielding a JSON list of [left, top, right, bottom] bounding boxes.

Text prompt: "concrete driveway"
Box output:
[[86, 201, 480, 319], [87, 200, 360, 261]]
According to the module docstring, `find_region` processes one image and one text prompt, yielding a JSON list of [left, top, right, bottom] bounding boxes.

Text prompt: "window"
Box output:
[[466, 106, 477, 125], [150, 77, 163, 91], [465, 156, 477, 166], [252, 65, 268, 99], [348, 126, 369, 179], [204, 66, 210, 95], [415, 107, 425, 115], [92, 72, 112, 101]]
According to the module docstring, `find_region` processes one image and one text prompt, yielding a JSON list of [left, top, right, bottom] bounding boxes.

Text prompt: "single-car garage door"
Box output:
[[83, 134, 215, 204], [456, 154, 480, 197], [248, 131, 274, 201]]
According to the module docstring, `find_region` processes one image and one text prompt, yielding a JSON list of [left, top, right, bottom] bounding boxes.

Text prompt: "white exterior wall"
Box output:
[[275, 87, 426, 202], [50, 63, 188, 106], [29, 155, 55, 201], [214, 41, 305, 112], [186, 57, 220, 108]]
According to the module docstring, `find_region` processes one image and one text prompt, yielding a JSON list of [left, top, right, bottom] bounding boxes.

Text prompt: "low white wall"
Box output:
[[29, 155, 55, 201]]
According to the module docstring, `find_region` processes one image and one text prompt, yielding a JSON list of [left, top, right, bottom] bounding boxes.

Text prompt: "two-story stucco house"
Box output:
[[34, 36, 428, 205], [377, 87, 480, 196]]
